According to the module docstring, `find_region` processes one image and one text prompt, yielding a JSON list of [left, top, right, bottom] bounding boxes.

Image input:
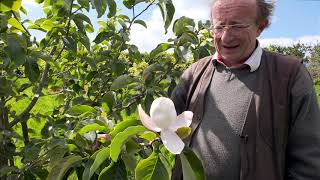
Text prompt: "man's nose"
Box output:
[[220, 29, 234, 42]]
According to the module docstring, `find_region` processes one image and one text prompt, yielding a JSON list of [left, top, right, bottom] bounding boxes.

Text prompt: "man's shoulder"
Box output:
[[262, 50, 304, 80], [263, 50, 303, 66]]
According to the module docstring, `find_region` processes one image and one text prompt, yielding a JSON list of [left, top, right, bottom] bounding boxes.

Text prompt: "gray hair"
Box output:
[[210, 0, 275, 28]]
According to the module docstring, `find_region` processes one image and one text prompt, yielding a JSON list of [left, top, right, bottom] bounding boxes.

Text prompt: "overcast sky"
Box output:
[[22, 0, 320, 52]]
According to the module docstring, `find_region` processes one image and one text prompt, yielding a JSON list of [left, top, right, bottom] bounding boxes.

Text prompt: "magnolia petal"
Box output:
[[138, 104, 161, 132], [168, 111, 193, 131], [161, 130, 185, 154], [150, 97, 177, 130]]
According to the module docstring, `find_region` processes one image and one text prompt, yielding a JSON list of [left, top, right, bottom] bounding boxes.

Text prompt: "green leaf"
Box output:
[[110, 125, 146, 162], [123, 0, 144, 9], [78, 123, 107, 134], [70, 123, 108, 139], [107, 0, 116, 18], [135, 152, 170, 180], [47, 145, 69, 166], [73, 18, 85, 32], [0, 0, 21, 12], [85, 24, 94, 33], [177, 32, 198, 45], [109, 120, 139, 137], [20, 6, 27, 15], [73, 13, 92, 25], [160, 146, 176, 172], [0, 15, 8, 32], [35, 0, 45, 3], [0, 77, 13, 97], [63, 36, 77, 53], [30, 50, 52, 62], [122, 153, 138, 171], [82, 148, 106, 179], [83, 147, 110, 180], [143, 64, 165, 80], [173, 16, 195, 37], [93, 31, 112, 44], [4, 34, 26, 67], [198, 46, 211, 59], [139, 131, 157, 141], [134, 19, 147, 28], [180, 147, 205, 180], [82, 160, 94, 180], [93, 0, 107, 18], [24, 57, 40, 83], [157, 0, 175, 34], [101, 91, 116, 113], [98, 160, 127, 180], [77, 0, 90, 11], [47, 155, 83, 180], [150, 43, 172, 58], [23, 145, 41, 162], [65, 105, 97, 116], [40, 19, 54, 31], [74, 133, 88, 147], [125, 139, 141, 154], [110, 74, 131, 90], [8, 17, 24, 31], [79, 32, 91, 51]]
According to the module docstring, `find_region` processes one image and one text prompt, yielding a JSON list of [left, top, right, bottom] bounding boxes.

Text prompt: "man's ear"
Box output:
[[256, 19, 268, 37]]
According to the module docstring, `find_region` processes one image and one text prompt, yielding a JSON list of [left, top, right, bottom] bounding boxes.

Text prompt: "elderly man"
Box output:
[[171, 0, 320, 179]]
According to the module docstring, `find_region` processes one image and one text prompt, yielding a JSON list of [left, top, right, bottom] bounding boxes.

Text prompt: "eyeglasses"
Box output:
[[210, 23, 252, 36]]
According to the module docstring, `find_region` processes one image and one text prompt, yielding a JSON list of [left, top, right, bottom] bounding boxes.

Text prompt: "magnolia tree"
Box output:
[[0, 0, 214, 179]]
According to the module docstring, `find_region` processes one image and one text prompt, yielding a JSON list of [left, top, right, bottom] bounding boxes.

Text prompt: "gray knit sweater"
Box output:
[[191, 62, 259, 179]]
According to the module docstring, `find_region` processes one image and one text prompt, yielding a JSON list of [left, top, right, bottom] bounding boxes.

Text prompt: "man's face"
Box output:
[[211, 0, 266, 66]]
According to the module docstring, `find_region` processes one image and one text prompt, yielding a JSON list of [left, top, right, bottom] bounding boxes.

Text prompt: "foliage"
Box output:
[[0, 0, 213, 179]]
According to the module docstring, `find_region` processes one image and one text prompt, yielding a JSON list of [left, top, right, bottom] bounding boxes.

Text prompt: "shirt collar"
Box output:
[[212, 41, 262, 72]]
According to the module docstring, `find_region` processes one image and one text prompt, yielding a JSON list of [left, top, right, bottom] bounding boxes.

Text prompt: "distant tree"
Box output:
[[308, 44, 320, 82]]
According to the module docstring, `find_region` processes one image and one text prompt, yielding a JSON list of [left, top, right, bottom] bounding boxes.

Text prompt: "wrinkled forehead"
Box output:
[[211, 0, 258, 23]]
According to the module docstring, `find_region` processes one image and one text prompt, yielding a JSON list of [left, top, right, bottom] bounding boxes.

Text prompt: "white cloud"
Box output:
[[259, 35, 320, 47], [129, 0, 211, 52], [22, 0, 38, 7]]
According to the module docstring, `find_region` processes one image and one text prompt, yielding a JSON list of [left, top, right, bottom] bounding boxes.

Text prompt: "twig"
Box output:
[[132, 5, 135, 18], [114, 94, 143, 112], [128, 0, 156, 31], [72, 6, 83, 15], [11, 10, 40, 48]]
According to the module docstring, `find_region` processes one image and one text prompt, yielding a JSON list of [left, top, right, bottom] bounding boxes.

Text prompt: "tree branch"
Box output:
[[0, 98, 9, 130], [9, 62, 50, 128], [66, 0, 74, 38], [21, 121, 29, 145]]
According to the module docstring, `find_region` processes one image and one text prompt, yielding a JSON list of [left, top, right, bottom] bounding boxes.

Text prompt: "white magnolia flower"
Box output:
[[138, 97, 193, 154]]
